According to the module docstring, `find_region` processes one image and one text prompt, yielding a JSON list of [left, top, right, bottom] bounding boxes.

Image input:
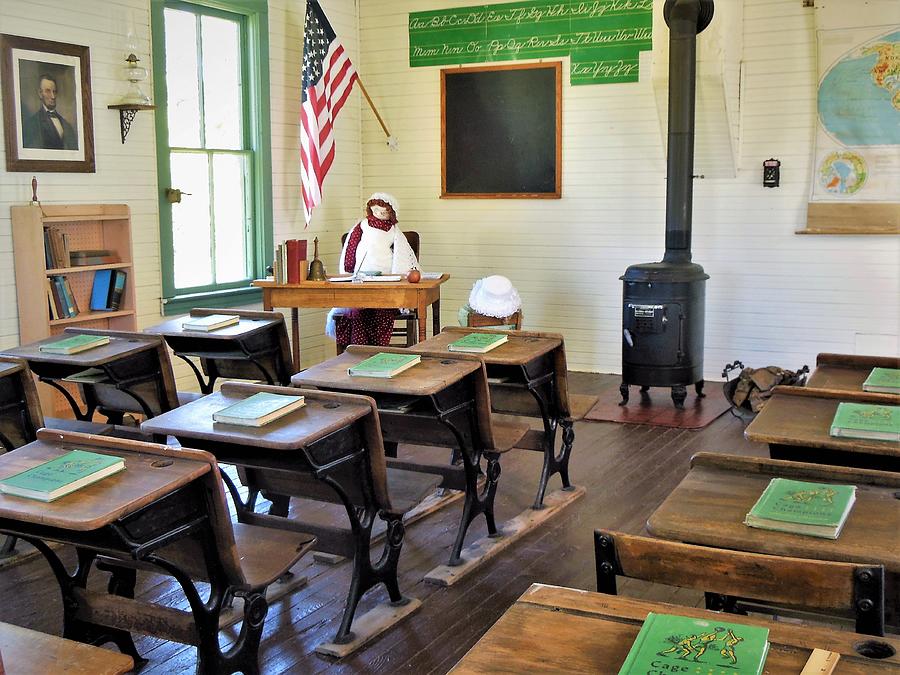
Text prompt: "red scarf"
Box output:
[[344, 203, 396, 272]]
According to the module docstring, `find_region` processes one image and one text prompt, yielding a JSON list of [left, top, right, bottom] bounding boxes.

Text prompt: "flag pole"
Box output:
[[356, 78, 391, 138]]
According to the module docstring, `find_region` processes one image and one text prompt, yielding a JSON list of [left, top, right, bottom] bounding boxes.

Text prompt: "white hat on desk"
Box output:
[[468, 275, 522, 318]]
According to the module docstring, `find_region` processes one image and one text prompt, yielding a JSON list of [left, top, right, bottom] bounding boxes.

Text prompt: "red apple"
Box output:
[[407, 269, 421, 283]]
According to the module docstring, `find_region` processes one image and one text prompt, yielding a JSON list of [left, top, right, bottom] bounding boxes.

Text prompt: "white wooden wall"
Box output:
[[358, 0, 900, 376], [0, 0, 361, 387]]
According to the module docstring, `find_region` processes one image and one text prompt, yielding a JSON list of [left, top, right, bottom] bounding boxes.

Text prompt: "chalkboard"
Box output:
[[441, 62, 561, 199]]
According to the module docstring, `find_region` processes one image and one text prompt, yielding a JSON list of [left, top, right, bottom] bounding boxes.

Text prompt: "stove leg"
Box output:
[[639, 385, 651, 402], [695, 380, 706, 398], [618, 382, 629, 406], [671, 385, 687, 409]]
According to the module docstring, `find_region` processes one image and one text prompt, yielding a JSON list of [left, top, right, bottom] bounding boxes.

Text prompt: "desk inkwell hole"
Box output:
[[440, 360, 456, 365], [854, 640, 896, 659], [151, 459, 174, 468], [323, 402, 340, 409], [524, 337, 539, 343]]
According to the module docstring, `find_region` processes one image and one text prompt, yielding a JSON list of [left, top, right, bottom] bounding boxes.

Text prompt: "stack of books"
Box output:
[[45, 275, 79, 319], [39, 334, 110, 355], [273, 239, 308, 284], [830, 402, 899, 441], [213, 392, 306, 427], [447, 332, 508, 353], [349, 353, 421, 378], [42, 226, 70, 269], [89, 269, 127, 312], [0, 449, 125, 502], [618, 612, 769, 675], [70, 249, 119, 266], [744, 477, 856, 539], [182, 314, 240, 332], [862, 367, 900, 394]]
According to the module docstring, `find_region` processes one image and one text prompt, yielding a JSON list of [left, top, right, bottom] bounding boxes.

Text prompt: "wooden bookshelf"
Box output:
[[11, 204, 137, 415]]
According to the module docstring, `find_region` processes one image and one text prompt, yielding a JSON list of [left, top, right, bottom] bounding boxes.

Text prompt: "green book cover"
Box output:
[[830, 402, 900, 441], [0, 449, 124, 502], [39, 334, 109, 354], [213, 392, 305, 425], [447, 332, 508, 353], [746, 478, 856, 528], [862, 367, 900, 393], [349, 353, 421, 377], [618, 612, 769, 675]]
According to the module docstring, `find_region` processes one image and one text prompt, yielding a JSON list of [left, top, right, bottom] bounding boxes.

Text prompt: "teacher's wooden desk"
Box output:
[[141, 382, 439, 656], [646, 453, 900, 615], [745, 386, 900, 472], [807, 352, 900, 393], [450, 583, 900, 674], [252, 275, 449, 366]]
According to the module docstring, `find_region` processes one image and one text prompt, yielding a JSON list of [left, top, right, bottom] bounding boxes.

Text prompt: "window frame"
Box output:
[[151, 0, 273, 315]]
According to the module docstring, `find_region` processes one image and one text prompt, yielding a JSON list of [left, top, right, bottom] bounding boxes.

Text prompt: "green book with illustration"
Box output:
[[618, 612, 769, 675], [213, 392, 305, 427], [744, 478, 856, 539], [829, 402, 900, 442], [39, 334, 110, 355], [862, 367, 900, 394], [447, 332, 509, 353], [348, 353, 421, 378], [0, 449, 125, 502]]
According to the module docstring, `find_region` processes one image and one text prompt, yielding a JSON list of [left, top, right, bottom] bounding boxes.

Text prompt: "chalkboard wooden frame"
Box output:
[[441, 62, 561, 199]]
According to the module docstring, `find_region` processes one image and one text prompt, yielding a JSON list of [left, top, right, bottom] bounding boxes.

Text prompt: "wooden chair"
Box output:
[[594, 529, 886, 636], [466, 309, 523, 330], [8, 429, 316, 674], [340, 230, 421, 347]]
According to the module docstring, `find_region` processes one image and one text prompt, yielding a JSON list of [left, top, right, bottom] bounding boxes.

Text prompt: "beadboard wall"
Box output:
[[0, 0, 360, 388], [358, 0, 900, 376]]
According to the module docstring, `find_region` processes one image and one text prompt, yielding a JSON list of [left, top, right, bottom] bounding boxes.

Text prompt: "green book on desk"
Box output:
[[862, 367, 900, 394], [618, 612, 769, 675], [348, 353, 421, 378], [212, 392, 305, 427], [830, 401, 900, 442], [744, 478, 856, 539], [447, 332, 508, 353], [39, 334, 109, 355], [0, 450, 124, 502]]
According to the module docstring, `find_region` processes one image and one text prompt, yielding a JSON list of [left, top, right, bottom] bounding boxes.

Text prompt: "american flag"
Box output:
[[300, 1, 358, 224]]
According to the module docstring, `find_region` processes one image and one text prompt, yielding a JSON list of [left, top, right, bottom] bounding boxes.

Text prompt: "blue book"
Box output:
[[90, 269, 113, 311]]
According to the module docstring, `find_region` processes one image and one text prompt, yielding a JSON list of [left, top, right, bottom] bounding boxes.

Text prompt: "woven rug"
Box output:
[[583, 380, 731, 429]]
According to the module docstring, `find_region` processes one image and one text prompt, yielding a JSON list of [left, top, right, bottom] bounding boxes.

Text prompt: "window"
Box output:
[[151, 0, 272, 314]]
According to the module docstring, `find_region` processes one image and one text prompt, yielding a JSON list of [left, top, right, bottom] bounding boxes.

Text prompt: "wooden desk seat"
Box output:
[[595, 529, 886, 635], [0, 620, 134, 675], [0, 429, 315, 675], [490, 416, 531, 452], [808, 353, 900, 392], [386, 468, 445, 515], [0, 357, 43, 451]]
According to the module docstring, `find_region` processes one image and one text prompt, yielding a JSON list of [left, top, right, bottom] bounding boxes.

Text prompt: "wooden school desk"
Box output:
[[1, 331, 173, 422], [0, 429, 315, 674], [0, 357, 43, 451], [144, 309, 294, 393], [807, 353, 900, 393], [292, 346, 532, 584], [0, 621, 133, 675], [141, 382, 439, 656], [646, 453, 900, 614], [450, 584, 900, 674], [414, 328, 596, 509], [252, 275, 449, 365], [744, 386, 900, 472]]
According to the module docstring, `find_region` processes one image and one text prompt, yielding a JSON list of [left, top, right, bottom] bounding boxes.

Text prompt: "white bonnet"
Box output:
[[366, 192, 399, 220], [468, 275, 522, 318]]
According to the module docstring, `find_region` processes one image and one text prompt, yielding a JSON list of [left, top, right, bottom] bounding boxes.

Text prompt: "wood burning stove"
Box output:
[[620, 0, 714, 409]]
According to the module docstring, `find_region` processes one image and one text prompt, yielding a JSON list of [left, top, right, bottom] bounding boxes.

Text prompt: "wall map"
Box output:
[[409, 0, 652, 85]]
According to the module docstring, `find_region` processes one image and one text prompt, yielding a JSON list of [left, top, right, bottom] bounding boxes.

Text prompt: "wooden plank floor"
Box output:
[[0, 373, 764, 674]]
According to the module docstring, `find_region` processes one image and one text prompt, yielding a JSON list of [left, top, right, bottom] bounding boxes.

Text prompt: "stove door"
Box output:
[[623, 302, 684, 367]]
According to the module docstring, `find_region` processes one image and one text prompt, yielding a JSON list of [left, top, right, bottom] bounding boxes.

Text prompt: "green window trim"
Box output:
[[151, 0, 273, 316]]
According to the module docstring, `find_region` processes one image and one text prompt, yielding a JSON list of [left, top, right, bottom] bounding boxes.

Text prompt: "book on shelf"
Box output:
[[70, 249, 119, 266], [182, 314, 240, 332], [212, 392, 305, 427], [862, 367, 900, 394], [348, 352, 421, 378], [44, 277, 58, 321], [90, 269, 113, 311], [63, 367, 109, 384], [448, 332, 508, 353], [0, 449, 125, 502], [43, 227, 71, 268], [39, 334, 110, 355], [285, 239, 307, 283], [617, 612, 769, 675], [49, 276, 78, 318], [744, 478, 856, 539], [829, 401, 900, 442]]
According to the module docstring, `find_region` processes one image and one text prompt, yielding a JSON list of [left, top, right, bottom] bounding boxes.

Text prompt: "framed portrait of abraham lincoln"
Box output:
[[1, 34, 95, 172]]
